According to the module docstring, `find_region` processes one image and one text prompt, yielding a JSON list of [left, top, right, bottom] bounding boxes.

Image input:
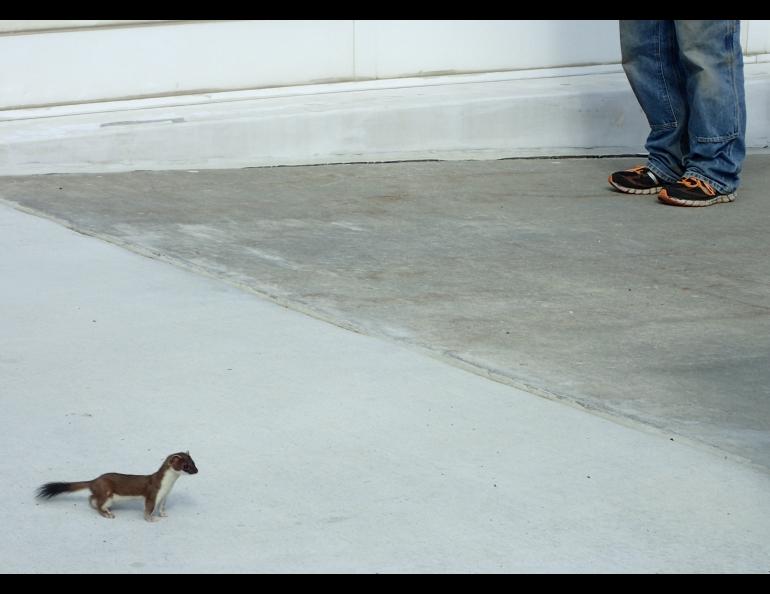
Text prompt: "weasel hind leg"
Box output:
[[92, 494, 115, 519], [88, 479, 116, 519]]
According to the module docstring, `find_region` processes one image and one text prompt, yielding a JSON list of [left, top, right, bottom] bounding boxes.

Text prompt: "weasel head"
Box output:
[[167, 451, 198, 475]]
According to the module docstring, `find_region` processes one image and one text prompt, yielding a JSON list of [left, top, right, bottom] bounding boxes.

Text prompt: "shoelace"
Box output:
[[679, 177, 717, 196], [627, 165, 658, 183]]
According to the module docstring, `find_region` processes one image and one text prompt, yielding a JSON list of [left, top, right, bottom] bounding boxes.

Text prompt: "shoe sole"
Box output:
[[608, 176, 662, 195], [658, 189, 737, 207]]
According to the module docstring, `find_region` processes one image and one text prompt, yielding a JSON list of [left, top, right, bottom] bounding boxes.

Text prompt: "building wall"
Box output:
[[2, 20, 766, 111]]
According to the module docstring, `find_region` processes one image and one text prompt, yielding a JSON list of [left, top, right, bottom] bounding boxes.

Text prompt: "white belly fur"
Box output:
[[102, 494, 143, 510], [155, 468, 181, 508]]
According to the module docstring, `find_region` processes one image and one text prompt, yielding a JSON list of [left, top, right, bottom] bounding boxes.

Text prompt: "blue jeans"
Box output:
[[620, 20, 746, 193]]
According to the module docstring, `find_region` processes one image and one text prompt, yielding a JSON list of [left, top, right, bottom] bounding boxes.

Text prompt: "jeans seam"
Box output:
[[695, 132, 740, 143], [729, 20, 740, 136], [651, 122, 678, 131], [656, 21, 679, 129]]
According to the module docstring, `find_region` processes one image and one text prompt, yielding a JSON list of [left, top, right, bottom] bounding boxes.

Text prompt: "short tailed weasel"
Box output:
[[36, 452, 198, 522]]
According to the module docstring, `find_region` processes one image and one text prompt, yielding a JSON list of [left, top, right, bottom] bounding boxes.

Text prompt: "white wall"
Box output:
[[3, 20, 768, 111], [353, 20, 622, 79], [747, 20, 770, 54], [0, 20, 620, 110], [0, 21, 356, 109]]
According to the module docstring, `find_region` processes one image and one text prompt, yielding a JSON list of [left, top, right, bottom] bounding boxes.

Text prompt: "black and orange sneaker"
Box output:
[[658, 177, 736, 207], [608, 165, 664, 195]]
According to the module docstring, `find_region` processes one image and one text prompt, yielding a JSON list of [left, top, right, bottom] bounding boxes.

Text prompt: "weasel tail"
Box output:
[[37, 481, 91, 499]]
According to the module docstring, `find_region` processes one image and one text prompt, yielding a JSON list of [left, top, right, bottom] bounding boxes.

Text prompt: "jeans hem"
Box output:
[[682, 170, 735, 195], [646, 160, 680, 185]]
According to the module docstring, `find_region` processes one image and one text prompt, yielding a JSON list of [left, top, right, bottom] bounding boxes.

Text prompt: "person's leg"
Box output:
[[619, 20, 689, 184], [671, 20, 746, 196]]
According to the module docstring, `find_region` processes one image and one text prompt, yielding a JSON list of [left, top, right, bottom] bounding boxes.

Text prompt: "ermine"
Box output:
[[36, 451, 198, 522]]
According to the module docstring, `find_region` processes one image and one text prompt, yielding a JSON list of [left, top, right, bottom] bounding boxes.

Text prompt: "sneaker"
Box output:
[[608, 165, 664, 195], [658, 177, 736, 207]]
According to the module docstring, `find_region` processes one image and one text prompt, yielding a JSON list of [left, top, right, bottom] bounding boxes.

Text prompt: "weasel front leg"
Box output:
[[144, 496, 159, 522]]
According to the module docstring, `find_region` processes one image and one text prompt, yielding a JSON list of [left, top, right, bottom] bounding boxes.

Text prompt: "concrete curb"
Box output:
[[2, 64, 768, 176]]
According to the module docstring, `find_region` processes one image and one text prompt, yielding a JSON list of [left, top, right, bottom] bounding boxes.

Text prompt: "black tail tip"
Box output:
[[36, 482, 69, 499]]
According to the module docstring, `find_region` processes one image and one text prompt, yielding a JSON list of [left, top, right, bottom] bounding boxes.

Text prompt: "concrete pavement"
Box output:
[[2, 156, 770, 468], [1, 157, 769, 572]]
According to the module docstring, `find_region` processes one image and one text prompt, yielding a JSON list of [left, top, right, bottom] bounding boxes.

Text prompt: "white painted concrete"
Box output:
[[2, 63, 769, 176], [0, 20, 356, 109], [0, 20, 621, 110], [2, 20, 767, 110], [1, 202, 769, 573], [747, 20, 770, 54], [351, 20, 622, 79]]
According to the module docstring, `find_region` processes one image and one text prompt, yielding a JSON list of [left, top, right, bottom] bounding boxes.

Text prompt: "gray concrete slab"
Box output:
[[2, 204, 770, 573], [1, 156, 769, 472]]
